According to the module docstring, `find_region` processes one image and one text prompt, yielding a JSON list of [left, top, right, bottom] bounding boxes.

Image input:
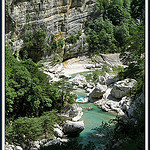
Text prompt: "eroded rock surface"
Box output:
[[6, 0, 96, 59]]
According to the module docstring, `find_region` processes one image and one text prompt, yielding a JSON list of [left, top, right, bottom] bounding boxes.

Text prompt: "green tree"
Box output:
[[6, 46, 53, 119], [50, 80, 76, 111], [85, 17, 117, 54], [96, 0, 109, 11], [13, 117, 43, 147], [20, 29, 47, 62], [114, 23, 129, 47], [130, 0, 145, 24], [40, 110, 58, 138], [120, 26, 144, 64]]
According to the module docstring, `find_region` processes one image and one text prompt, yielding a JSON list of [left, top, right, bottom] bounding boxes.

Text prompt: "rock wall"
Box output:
[[5, 0, 96, 59]]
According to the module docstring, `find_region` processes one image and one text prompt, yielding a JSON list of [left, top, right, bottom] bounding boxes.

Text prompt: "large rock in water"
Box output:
[[111, 78, 137, 99], [63, 120, 84, 136], [94, 86, 125, 116], [89, 83, 107, 102]]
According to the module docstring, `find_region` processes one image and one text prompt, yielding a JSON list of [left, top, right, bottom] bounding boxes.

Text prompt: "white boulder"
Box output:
[[63, 120, 84, 135], [89, 83, 107, 102], [98, 76, 106, 85], [15, 146, 23, 150], [54, 128, 64, 137], [105, 72, 110, 79], [72, 74, 87, 88], [72, 111, 83, 122], [68, 104, 82, 117], [49, 63, 63, 73], [43, 139, 60, 147], [119, 96, 131, 111], [30, 141, 40, 149], [94, 87, 125, 116], [95, 63, 102, 68], [60, 139, 69, 143], [5, 143, 15, 150], [85, 64, 94, 69], [111, 78, 137, 98]]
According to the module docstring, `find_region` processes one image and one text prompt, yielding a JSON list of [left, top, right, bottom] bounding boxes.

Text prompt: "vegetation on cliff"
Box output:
[[85, 0, 144, 55]]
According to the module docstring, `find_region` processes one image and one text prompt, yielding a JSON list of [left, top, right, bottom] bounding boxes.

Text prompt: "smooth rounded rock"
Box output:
[[72, 74, 87, 88], [63, 120, 84, 136]]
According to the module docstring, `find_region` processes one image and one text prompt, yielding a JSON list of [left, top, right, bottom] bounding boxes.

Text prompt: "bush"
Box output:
[[65, 35, 77, 44], [6, 110, 59, 146], [20, 29, 47, 62], [85, 17, 117, 54]]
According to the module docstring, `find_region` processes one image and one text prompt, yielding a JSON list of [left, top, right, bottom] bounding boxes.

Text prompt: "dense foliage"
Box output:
[[6, 110, 59, 148], [6, 46, 52, 119], [5, 46, 76, 145], [19, 27, 65, 63], [119, 25, 145, 96], [85, 0, 143, 54], [19, 29, 47, 62], [85, 17, 117, 53], [65, 31, 82, 44]]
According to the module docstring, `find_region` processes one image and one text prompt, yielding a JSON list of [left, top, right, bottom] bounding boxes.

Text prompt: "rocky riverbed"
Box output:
[[41, 54, 136, 117]]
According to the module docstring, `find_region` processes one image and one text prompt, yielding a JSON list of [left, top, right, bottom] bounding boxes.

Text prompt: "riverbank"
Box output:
[[41, 54, 126, 79]]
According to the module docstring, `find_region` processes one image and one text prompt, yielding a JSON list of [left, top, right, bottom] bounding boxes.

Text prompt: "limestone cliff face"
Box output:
[[6, 0, 96, 60]]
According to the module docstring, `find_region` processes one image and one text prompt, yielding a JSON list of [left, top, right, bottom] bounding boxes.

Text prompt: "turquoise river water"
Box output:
[[67, 72, 116, 148], [73, 87, 116, 148]]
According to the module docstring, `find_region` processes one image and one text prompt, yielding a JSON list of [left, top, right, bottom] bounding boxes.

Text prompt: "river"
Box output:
[[69, 74, 116, 149]]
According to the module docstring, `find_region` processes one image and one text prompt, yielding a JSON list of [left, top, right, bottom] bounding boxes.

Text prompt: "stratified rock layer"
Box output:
[[6, 0, 96, 59]]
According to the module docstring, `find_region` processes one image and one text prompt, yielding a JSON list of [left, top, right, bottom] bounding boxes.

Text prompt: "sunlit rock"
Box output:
[[89, 83, 107, 102], [111, 78, 137, 99], [72, 74, 87, 88], [98, 76, 106, 85], [54, 128, 64, 137], [63, 120, 84, 136], [106, 76, 120, 85]]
